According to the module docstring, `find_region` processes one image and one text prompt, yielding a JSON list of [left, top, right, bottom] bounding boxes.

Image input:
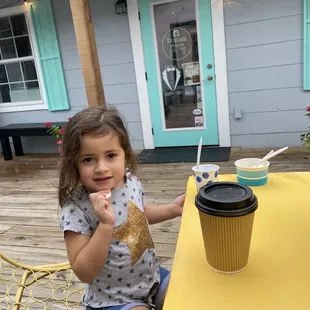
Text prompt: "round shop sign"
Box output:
[[162, 27, 192, 61]]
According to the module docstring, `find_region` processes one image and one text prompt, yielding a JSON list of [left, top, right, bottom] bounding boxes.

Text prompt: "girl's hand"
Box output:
[[171, 194, 186, 217], [89, 191, 115, 226]]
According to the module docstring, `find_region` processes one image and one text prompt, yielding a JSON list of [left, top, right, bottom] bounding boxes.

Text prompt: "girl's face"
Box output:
[[77, 133, 126, 192]]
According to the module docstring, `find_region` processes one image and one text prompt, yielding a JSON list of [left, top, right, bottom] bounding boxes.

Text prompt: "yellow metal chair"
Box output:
[[0, 252, 85, 309]]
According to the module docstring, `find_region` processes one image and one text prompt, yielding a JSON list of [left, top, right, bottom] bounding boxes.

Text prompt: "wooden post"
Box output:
[[69, 0, 106, 107]]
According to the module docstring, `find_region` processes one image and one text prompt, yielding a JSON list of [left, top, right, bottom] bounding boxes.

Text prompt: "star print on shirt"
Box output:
[[118, 211, 122, 216], [122, 192, 125, 197], [106, 285, 111, 291], [112, 201, 154, 265], [65, 221, 70, 226], [70, 208, 75, 214], [78, 219, 83, 223], [112, 200, 116, 205], [126, 283, 131, 288]]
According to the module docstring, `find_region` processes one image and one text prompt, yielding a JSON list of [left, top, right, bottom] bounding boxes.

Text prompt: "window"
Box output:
[[0, 6, 46, 113]]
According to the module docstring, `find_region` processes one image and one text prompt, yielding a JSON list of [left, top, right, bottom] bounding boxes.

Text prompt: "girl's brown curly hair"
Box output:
[[58, 106, 137, 207]]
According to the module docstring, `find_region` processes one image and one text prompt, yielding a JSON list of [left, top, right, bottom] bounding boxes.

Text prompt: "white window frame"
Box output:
[[0, 4, 48, 113]]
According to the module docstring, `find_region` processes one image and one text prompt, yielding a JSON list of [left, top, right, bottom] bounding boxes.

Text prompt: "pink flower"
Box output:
[[58, 146, 62, 153], [58, 161, 62, 167], [44, 122, 52, 128], [67, 117, 72, 121], [59, 129, 64, 135], [57, 139, 63, 145], [307, 106, 310, 112]]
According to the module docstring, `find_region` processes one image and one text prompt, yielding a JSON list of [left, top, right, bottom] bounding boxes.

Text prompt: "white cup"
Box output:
[[192, 164, 220, 191]]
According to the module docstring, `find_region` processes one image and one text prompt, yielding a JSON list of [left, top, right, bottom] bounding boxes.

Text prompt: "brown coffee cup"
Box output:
[[195, 182, 258, 274]]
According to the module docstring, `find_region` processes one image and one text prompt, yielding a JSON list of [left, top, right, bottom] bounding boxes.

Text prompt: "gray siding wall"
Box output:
[[0, 0, 143, 154], [224, 0, 309, 147]]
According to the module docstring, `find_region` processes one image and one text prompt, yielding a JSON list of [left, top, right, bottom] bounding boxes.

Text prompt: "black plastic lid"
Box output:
[[195, 182, 258, 217]]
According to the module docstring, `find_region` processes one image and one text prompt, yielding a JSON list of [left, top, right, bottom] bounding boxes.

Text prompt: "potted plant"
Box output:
[[44, 118, 72, 165], [301, 106, 310, 150]]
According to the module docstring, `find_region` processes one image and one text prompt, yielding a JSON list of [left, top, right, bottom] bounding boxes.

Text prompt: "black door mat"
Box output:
[[137, 146, 231, 164]]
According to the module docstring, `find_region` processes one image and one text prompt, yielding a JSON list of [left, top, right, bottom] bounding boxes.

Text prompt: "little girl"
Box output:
[[59, 106, 185, 310]]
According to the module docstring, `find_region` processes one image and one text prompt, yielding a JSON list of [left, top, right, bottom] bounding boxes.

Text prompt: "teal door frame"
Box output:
[[139, 0, 219, 147]]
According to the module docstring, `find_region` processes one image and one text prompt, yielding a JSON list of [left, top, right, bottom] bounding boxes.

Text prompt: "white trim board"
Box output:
[[211, 0, 231, 147], [127, 0, 231, 148], [127, 0, 154, 149]]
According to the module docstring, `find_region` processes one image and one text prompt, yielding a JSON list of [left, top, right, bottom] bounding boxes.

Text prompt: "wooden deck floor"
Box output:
[[0, 147, 309, 272]]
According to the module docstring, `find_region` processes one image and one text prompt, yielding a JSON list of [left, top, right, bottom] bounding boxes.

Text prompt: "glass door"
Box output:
[[139, 0, 219, 147]]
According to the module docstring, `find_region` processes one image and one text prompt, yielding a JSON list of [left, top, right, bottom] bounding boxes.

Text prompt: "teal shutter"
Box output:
[[304, 0, 310, 90], [30, 0, 70, 111]]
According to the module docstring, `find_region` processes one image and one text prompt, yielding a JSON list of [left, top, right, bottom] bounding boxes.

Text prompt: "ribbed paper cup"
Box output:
[[195, 182, 258, 274]]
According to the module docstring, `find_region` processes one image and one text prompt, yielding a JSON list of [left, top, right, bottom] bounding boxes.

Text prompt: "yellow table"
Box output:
[[164, 172, 310, 310]]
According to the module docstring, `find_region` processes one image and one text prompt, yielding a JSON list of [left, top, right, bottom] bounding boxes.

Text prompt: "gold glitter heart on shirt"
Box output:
[[112, 201, 154, 265]]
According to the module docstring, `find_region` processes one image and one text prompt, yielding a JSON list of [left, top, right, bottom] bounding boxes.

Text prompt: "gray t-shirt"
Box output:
[[60, 175, 160, 308]]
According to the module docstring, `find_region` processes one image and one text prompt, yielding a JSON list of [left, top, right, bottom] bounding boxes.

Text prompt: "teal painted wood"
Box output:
[[30, 0, 70, 111], [304, 0, 310, 90], [139, 0, 219, 147]]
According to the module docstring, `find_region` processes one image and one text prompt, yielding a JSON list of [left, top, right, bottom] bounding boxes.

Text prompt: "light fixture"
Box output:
[[115, 0, 127, 15], [24, 0, 28, 6]]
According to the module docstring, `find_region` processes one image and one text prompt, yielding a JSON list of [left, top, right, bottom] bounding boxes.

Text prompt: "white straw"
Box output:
[[196, 137, 203, 169]]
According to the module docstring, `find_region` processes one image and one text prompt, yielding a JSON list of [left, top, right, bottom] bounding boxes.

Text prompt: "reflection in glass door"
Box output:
[[139, 0, 219, 147], [154, 0, 204, 129]]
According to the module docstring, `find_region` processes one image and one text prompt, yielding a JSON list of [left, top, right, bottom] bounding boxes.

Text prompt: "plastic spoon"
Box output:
[[253, 146, 289, 168], [196, 137, 203, 170], [253, 150, 274, 168]]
